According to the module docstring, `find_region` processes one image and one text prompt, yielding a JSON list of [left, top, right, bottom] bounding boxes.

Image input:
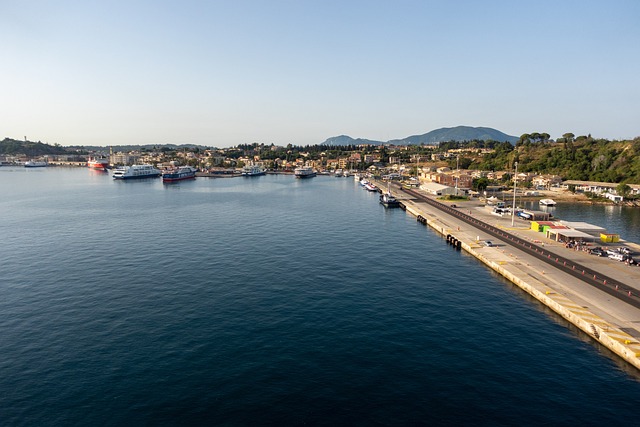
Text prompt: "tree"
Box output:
[[616, 183, 631, 199], [473, 177, 489, 192]]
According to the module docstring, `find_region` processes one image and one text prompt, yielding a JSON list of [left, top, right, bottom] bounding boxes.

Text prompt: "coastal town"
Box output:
[[3, 138, 640, 205]]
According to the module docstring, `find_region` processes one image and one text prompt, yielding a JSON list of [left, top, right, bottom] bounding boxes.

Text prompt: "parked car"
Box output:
[[590, 248, 605, 257], [608, 253, 627, 262], [484, 241, 494, 247]]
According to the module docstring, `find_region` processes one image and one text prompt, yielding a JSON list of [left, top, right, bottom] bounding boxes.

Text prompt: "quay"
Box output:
[[376, 179, 640, 371]]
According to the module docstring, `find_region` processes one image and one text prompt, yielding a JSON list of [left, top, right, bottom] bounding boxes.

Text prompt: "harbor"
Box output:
[[372, 178, 640, 371]]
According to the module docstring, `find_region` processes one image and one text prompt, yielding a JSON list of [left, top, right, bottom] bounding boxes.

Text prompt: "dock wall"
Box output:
[[402, 201, 640, 371]]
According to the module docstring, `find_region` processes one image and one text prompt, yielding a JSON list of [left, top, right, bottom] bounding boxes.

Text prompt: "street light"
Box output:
[[455, 155, 459, 196], [511, 161, 518, 226]]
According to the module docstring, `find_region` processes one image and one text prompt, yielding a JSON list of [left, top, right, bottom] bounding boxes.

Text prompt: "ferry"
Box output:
[[241, 165, 266, 176], [294, 166, 316, 179], [539, 198, 557, 206], [24, 160, 48, 167], [112, 164, 161, 180], [87, 157, 110, 170], [162, 166, 197, 182]]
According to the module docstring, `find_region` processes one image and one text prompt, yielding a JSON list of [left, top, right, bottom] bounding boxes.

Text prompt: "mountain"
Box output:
[[322, 126, 518, 146], [389, 126, 518, 145], [321, 135, 385, 146]]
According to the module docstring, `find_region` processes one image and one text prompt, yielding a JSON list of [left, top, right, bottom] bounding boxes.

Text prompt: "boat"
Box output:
[[24, 160, 47, 168], [364, 182, 378, 192], [380, 192, 400, 208], [539, 199, 557, 206], [162, 166, 197, 182], [380, 182, 400, 208], [241, 165, 266, 176], [87, 157, 110, 170], [294, 166, 316, 179], [112, 164, 162, 180]]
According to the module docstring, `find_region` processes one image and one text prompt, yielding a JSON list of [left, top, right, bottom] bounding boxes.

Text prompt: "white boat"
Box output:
[[24, 160, 48, 167], [364, 182, 377, 192], [162, 166, 197, 182], [539, 198, 556, 206], [112, 164, 162, 180], [294, 166, 316, 179], [241, 165, 266, 176]]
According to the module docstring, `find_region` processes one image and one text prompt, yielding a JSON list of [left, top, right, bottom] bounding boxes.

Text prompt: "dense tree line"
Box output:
[[462, 134, 640, 184], [0, 138, 68, 155]]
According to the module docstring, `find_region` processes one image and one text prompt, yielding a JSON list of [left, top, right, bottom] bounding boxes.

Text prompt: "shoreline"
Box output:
[[382, 180, 640, 372]]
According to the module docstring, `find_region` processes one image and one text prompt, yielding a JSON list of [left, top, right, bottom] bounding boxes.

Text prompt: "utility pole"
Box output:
[[511, 161, 518, 226]]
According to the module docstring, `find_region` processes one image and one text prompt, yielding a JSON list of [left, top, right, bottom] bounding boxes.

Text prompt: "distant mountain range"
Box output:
[[321, 126, 519, 146]]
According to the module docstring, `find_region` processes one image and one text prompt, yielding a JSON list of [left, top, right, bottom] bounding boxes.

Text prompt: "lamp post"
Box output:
[[455, 155, 459, 195], [511, 161, 518, 226]]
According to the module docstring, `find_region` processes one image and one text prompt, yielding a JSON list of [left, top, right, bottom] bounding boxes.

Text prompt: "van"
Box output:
[[608, 253, 626, 262]]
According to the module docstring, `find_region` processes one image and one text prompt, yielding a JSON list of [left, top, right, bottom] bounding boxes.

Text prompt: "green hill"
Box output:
[[0, 138, 70, 155]]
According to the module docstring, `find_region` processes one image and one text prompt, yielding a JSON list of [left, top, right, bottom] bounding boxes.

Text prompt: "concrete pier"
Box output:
[[378, 180, 640, 371]]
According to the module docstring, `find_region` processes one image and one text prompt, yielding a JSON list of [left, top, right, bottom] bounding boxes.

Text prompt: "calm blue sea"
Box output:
[[2, 167, 640, 426]]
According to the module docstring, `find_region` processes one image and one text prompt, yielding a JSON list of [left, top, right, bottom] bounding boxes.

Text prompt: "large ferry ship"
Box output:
[[112, 164, 162, 180], [241, 165, 266, 176], [87, 157, 110, 170], [294, 166, 316, 179], [24, 160, 48, 167], [162, 166, 197, 182]]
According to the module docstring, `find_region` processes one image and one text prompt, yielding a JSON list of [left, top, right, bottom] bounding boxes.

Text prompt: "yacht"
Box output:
[[539, 199, 557, 206]]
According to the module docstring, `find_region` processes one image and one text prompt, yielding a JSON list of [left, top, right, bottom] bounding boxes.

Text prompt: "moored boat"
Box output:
[[24, 160, 48, 167], [241, 165, 266, 176], [87, 157, 110, 170], [380, 192, 400, 208], [294, 166, 316, 179], [364, 182, 378, 192], [162, 166, 197, 182], [112, 164, 162, 180], [539, 198, 556, 206]]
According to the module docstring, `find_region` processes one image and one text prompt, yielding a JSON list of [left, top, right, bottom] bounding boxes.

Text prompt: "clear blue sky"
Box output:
[[2, 0, 639, 147]]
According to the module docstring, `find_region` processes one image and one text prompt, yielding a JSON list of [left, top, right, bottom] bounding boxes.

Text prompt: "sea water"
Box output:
[[1, 167, 640, 426]]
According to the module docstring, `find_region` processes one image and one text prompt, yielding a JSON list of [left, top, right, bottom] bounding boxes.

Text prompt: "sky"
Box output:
[[2, 0, 639, 147]]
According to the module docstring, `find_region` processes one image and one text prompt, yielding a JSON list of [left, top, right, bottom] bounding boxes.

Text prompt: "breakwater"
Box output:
[[388, 183, 640, 371]]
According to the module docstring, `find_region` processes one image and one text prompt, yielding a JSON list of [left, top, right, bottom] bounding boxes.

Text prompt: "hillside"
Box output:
[[389, 126, 518, 145], [0, 138, 70, 155], [463, 136, 640, 184], [321, 135, 385, 146], [322, 126, 518, 146]]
